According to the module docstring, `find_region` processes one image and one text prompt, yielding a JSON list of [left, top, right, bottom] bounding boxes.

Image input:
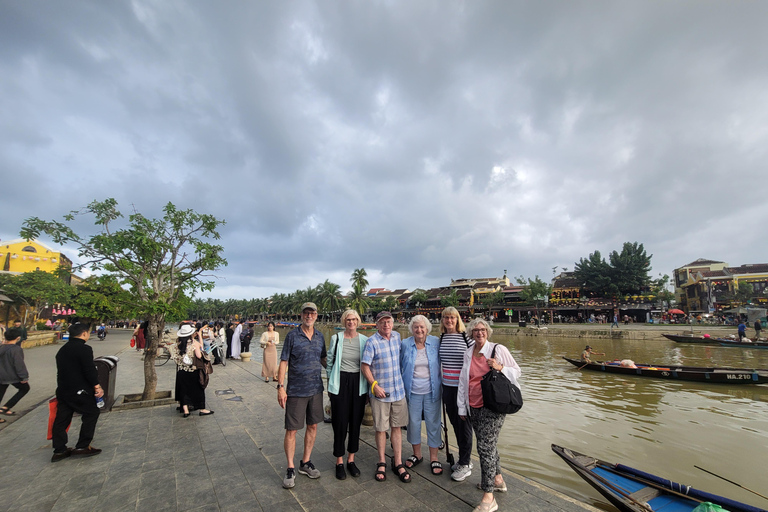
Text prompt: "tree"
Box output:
[[607, 242, 652, 296], [574, 242, 652, 297], [573, 251, 614, 296], [724, 282, 754, 306], [347, 283, 369, 318], [650, 274, 675, 310], [478, 290, 504, 310], [409, 289, 429, 309], [0, 269, 72, 326], [21, 199, 226, 400], [351, 268, 369, 293], [441, 289, 460, 308], [516, 275, 552, 321], [318, 280, 345, 321], [70, 275, 133, 325]]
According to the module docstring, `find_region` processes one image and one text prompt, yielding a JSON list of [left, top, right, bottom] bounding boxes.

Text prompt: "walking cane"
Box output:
[[441, 402, 455, 468]]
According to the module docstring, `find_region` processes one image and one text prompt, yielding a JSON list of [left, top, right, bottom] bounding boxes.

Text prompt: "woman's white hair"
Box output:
[[466, 317, 493, 339], [408, 315, 433, 335], [340, 309, 362, 325]]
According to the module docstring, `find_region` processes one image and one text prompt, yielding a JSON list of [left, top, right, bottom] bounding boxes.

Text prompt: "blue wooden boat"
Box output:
[[552, 444, 766, 512]]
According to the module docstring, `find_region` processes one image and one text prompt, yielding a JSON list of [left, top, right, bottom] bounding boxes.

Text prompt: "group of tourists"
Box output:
[[278, 302, 521, 512]]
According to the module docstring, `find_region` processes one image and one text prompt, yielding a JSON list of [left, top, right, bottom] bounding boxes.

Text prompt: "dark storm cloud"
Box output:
[[2, 1, 767, 298]]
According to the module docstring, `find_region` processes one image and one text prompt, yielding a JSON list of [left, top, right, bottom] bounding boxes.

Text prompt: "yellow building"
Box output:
[[0, 239, 72, 277]]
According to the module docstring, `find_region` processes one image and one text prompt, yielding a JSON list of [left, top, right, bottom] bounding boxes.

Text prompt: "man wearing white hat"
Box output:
[[277, 302, 327, 489]]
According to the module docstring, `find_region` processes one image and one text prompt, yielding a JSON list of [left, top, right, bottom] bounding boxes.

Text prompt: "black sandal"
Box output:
[[392, 462, 411, 483], [405, 455, 423, 468], [430, 461, 443, 475], [375, 462, 387, 482]]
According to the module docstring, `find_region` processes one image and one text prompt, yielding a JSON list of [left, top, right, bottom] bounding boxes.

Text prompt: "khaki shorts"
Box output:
[[285, 393, 324, 430], [370, 397, 409, 432]]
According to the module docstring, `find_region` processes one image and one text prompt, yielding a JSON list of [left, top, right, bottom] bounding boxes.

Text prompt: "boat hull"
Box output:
[[663, 333, 768, 348], [563, 357, 768, 384], [551, 444, 764, 512]]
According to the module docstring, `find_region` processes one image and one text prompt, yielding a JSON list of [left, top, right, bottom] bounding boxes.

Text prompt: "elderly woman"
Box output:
[[326, 309, 369, 480], [438, 306, 475, 481], [458, 318, 521, 512], [259, 322, 280, 382], [170, 324, 214, 418], [400, 315, 443, 475]]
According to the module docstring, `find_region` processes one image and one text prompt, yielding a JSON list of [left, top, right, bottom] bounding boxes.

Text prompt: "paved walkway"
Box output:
[[0, 330, 598, 512]]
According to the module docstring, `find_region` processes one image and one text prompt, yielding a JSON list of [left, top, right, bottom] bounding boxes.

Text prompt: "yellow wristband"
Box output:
[[371, 380, 378, 394]]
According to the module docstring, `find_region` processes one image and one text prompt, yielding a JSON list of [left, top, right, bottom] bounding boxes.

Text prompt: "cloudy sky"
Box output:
[[2, 1, 767, 299]]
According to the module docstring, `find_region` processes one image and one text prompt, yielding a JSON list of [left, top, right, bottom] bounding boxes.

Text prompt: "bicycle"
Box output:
[[154, 330, 174, 366], [209, 337, 227, 366]]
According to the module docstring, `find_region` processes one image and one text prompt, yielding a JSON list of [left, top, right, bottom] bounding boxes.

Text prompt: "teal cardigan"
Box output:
[[326, 332, 369, 396]]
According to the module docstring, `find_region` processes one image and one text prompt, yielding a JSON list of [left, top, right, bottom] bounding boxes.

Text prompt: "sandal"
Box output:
[[405, 455, 423, 468], [391, 462, 411, 483], [375, 462, 387, 482], [0, 408, 14, 416], [431, 461, 443, 475], [0, 418, 6, 423]]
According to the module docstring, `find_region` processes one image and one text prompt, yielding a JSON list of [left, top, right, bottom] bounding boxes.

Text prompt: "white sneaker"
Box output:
[[451, 461, 474, 472], [451, 464, 472, 481]]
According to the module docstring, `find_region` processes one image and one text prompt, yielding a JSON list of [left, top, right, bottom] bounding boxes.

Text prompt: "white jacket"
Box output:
[[457, 341, 521, 416]]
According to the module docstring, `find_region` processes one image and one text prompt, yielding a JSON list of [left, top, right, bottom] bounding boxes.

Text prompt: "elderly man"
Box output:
[[51, 323, 104, 462], [277, 302, 327, 489], [361, 311, 410, 483]]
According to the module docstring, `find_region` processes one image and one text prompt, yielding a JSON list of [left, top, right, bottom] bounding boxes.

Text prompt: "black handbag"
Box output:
[[480, 344, 523, 414]]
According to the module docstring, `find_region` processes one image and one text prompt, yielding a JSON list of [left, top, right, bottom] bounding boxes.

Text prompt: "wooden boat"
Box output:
[[562, 357, 768, 384], [551, 444, 765, 512], [663, 333, 768, 349]]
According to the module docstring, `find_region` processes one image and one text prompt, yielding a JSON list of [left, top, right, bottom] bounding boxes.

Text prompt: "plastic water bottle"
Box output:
[[96, 396, 105, 409]]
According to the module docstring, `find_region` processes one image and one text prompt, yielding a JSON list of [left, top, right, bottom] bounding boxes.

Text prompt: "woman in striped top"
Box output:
[[438, 307, 475, 481]]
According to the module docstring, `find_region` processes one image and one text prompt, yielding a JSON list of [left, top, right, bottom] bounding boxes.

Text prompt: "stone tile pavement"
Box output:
[[0, 331, 599, 512]]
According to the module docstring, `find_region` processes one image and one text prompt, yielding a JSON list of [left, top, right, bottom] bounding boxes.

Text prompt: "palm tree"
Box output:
[[351, 268, 369, 294], [318, 280, 345, 321], [348, 283, 370, 318]]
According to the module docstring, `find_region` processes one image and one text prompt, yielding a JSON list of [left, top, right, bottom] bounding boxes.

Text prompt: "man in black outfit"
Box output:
[[51, 323, 104, 462]]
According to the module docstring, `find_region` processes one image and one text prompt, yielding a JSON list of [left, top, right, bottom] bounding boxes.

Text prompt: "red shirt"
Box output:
[[468, 352, 490, 408]]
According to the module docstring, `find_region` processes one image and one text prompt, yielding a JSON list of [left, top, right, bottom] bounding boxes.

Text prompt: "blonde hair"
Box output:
[[340, 309, 362, 325], [440, 307, 466, 333], [408, 315, 433, 335], [466, 317, 493, 339]]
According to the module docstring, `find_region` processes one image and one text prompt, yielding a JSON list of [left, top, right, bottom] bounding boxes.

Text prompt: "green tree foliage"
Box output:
[[574, 242, 652, 296], [351, 268, 369, 293], [441, 289, 460, 308], [317, 280, 345, 320], [70, 275, 133, 325], [478, 290, 504, 309], [573, 250, 614, 296], [409, 289, 429, 309], [0, 269, 72, 325], [724, 282, 754, 306], [650, 274, 675, 310], [515, 275, 552, 304], [607, 242, 652, 296], [21, 199, 227, 399], [347, 283, 369, 317]]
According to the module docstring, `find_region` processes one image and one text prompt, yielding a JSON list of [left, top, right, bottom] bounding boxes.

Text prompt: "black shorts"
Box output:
[[285, 392, 324, 430]]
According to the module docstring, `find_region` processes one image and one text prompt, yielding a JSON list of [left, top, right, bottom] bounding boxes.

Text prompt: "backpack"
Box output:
[[240, 328, 252, 342]]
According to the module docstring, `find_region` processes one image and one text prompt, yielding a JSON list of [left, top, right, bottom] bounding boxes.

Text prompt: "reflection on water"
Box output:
[[284, 326, 768, 510]]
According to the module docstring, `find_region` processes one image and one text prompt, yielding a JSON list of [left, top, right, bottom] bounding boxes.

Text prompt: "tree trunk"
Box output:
[[141, 313, 165, 400]]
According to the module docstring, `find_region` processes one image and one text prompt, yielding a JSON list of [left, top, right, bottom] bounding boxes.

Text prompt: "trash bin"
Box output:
[[518, 321, 527, 327], [94, 356, 119, 412]]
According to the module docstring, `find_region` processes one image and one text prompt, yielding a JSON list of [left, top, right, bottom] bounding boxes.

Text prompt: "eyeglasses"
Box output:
[[472, 328, 487, 333], [302, 311, 318, 316]]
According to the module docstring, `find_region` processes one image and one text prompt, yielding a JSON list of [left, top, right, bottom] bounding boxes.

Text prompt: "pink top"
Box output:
[[468, 352, 489, 408]]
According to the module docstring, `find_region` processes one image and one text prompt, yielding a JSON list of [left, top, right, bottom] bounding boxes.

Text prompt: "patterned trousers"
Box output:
[[469, 407, 506, 493]]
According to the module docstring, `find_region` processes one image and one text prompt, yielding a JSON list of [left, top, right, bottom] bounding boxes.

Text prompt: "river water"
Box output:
[[272, 326, 768, 510]]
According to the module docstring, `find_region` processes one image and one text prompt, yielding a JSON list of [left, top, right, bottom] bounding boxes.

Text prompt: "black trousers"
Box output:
[[52, 394, 100, 453], [442, 385, 474, 466], [0, 382, 30, 409], [329, 372, 367, 458]]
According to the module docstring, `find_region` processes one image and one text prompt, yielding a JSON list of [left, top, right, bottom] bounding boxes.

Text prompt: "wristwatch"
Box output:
[[276, 384, 284, 389]]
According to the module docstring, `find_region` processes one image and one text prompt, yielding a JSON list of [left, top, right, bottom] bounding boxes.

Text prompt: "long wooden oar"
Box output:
[[695, 465, 768, 502]]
